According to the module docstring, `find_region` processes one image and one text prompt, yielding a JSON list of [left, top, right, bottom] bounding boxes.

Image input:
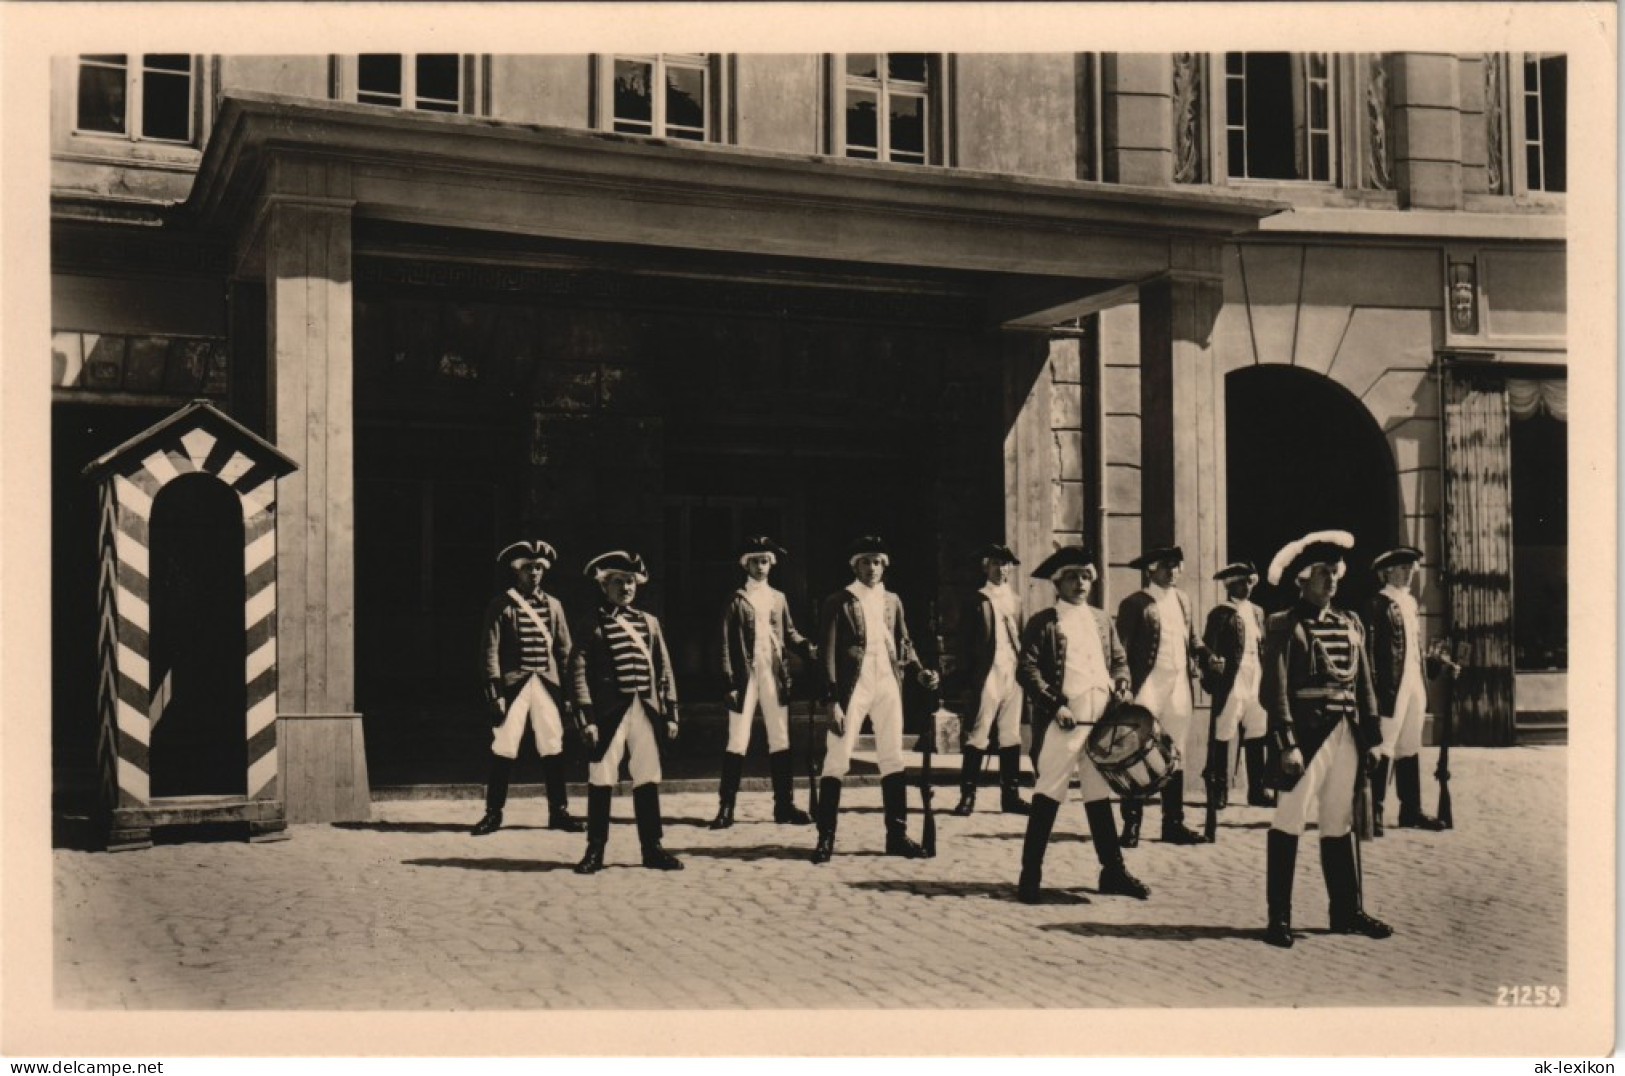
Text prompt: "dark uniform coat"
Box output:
[[960, 587, 1026, 693], [1116, 588, 1205, 692], [1200, 599, 1265, 716], [480, 589, 573, 708], [821, 587, 923, 712], [720, 586, 814, 709], [1016, 605, 1130, 756], [1261, 602, 1381, 781], [570, 604, 679, 763], [1362, 591, 1443, 716]]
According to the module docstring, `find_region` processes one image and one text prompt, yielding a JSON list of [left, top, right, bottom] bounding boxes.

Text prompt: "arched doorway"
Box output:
[[148, 472, 247, 797], [1225, 366, 1399, 613]]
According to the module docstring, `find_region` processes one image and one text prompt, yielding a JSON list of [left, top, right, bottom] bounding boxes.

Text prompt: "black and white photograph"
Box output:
[[0, 1, 1614, 1064]]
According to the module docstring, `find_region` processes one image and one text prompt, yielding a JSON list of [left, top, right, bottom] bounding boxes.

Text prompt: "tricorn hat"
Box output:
[[737, 535, 788, 566], [1266, 530, 1355, 586], [1127, 545, 1183, 571], [975, 543, 1020, 566], [585, 549, 649, 584], [496, 539, 557, 568], [1371, 545, 1423, 572], [1212, 560, 1258, 583], [1031, 546, 1098, 581], [846, 535, 891, 565]]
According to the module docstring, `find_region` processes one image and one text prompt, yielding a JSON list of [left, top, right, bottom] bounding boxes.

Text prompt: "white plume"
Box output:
[[1266, 530, 1355, 585]]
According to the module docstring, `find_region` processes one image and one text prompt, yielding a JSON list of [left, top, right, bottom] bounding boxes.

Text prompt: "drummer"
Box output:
[[1013, 546, 1148, 904]]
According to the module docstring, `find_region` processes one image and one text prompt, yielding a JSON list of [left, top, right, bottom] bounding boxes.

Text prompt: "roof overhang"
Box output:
[[184, 93, 1285, 324]]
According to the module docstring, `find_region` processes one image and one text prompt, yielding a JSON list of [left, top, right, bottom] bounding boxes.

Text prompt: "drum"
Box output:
[[1083, 702, 1181, 799]]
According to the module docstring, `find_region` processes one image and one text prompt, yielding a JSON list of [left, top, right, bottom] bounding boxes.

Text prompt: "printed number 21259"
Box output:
[[1496, 985, 1563, 1006]]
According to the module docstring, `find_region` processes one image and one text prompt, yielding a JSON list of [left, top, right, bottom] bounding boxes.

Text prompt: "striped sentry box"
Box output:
[[84, 402, 297, 836]]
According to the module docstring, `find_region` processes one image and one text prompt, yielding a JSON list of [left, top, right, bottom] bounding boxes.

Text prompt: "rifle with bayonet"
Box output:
[[1431, 638, 1464, 830]]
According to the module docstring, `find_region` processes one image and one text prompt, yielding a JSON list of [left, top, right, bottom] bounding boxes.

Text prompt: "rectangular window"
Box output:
[[1521, 53, 1566, 192], [1224, 52, 1334, 182], [840, 53, 932, 164], [609, 54, 712, 141], [75, 54, 195, 144], [357, 54, 465, 113]]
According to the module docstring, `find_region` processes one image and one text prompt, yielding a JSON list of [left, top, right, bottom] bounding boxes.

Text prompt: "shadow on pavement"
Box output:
[[335, 820, 488, 834], [847, 879, 1092, 904], [403, 857, 579, 873], [667, 844, 814, 862], [1039, 922, 1261, 941], [963, 831, 1090, 842]]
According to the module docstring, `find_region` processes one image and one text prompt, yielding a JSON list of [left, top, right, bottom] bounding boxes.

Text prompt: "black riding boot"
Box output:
[[471, 756, 512, 835], [998, 746, 1031, 815], [1264, 828, 1298, 947], [710, 752, 744, 830], [1017, 794, 1060, 903], [1321, 833, 1392, 937], [1393, 756, 1444, 830], [770, 750, 812, 825], [952, 746, 985, 816], [1160, 773, 1208, 844], [541, 755, 583, 832], [1206, 738, 1231, 811], [634, 784, 683, 870], [1088, 798, 1150, 899], [811, 777, 842, 863], [1243, 737, 1277, 807], [1368, 755, 1391, 836], [882, 773, 927, 858], [1120, 796, 1143, 848], [574, 785, 612, 874]]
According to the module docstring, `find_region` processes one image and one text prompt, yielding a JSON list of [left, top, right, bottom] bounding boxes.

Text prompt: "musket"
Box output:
[[1201, 649, 1224, 842], [919, 694, 938, 858], [806, 594, 823, 819], [1433, 639, 1464, 830]]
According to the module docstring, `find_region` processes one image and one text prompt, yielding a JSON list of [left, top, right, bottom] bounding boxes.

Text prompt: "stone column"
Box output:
[[262, 157, 370, 823], [1392, 53, 1465, 209], [1101, 54, 1175, 186]]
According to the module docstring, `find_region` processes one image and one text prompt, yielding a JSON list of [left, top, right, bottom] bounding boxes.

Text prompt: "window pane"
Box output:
[[1310, 133, 1329, 181], [1309, 82, 1327, 130], [845, 88, 878, 153], [1307, 53, 1327, 78], [1526, 145, 1542, 191], [1225, 78, 1244, 124], [415, 54, 461, 110], [1224, 52, 1243, 75], [889, 93, 926, 162], [358, 54, 403, 106], [144, 54, 190, 73], [614, 58, 653, 131], [77, 59, 127, 133], [846, 53, 879, 79], [1538, 55, 1566, 191], [142, 70, 191, 141], [1524, 92, 1541, 140], [1243, 53, 1296, 179], [665, 63, 706, 136], [887, 53, 929, 83], [1227, 130, 1246, 176]]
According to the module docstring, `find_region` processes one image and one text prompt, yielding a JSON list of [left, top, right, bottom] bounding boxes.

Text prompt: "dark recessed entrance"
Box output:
[[1225, 365, 1399, 612]]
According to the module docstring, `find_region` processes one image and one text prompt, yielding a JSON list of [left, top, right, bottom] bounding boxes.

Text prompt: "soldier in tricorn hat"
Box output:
[[952, 543, 1030, 817], [1201, 560, 1274, 813]]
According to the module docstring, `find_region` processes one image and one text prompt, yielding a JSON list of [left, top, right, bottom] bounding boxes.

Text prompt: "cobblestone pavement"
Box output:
[[54, 746, 1566, 1011]]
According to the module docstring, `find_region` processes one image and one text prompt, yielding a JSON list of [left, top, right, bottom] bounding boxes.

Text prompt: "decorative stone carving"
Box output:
[[1485, 53, 1505, 194], [1448, 259, 1479, 335], [1172, 53, 1204, 185], [1365, 54, 1393, 190]]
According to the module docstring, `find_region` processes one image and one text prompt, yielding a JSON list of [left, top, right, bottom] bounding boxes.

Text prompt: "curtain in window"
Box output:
[[1506, 377, 1568, 422], [1440, 363, 1517, 745]]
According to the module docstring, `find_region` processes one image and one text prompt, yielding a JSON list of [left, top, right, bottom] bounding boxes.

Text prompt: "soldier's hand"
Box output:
[[487, 697, 506, 724], [1282, 748, 1305, 778], [581, 725, 600, 748], [1113, 680, 1132, 703], [918, 668, 940, 691], [726, 690, 743, 714], [831, 704, 847, 737], [1055, 705, 1077, 731], [667, 718, 680, 742], [1210, 655, 1226, 675]]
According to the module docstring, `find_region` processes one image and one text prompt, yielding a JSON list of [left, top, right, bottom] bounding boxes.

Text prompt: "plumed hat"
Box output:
[[1266, 530, 1355, 586], [737, 535, 788, 566], [1030, 546, 1098, 581], [846, 535, 891, 565], [975, 543, 1020, 566], [585, 550, 649, 584], [1127, 545, 1183, 571], [496, 539, 557, 568], [1371, 545, 1423, 572], [1212, 560, 1258, 583]]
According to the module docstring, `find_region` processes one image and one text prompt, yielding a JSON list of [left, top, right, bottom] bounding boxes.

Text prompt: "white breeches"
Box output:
[[1136, 666, 1193, 751], [822, 665, 905, 779], [1031, 690, 1113, 803], [1270, 720, 1359, 839], [491, 675, 564, 760], [1380, 665, 1427, 760], [966, 661, 1023, 751], [1213, 660, 1267, 742], [588, 697, 662, 789], [727, 661, 790, 754]]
